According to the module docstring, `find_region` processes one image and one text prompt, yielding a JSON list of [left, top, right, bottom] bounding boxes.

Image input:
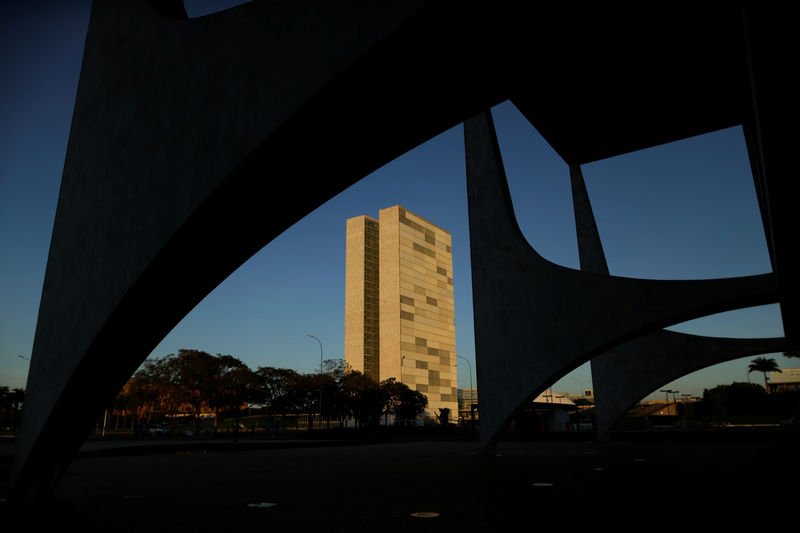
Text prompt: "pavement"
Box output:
[[2, 431, 798, 531]]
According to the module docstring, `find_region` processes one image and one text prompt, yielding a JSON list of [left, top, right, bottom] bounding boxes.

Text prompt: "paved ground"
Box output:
[[2, 432, 798, 531]]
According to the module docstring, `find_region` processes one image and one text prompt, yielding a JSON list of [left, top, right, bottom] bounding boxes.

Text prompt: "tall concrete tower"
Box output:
[[345, 206, 458, 418]]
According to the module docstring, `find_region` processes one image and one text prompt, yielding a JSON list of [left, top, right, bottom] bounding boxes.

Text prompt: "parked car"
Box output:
[[138, 423, 169, 436]]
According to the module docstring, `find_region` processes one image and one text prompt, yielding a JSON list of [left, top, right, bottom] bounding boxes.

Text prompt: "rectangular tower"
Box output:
[[344, 215, 381, 381], [345, 206, 458, 418]]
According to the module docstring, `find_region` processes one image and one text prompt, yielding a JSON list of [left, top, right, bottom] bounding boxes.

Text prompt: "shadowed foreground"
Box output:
[[3, 433, 798, 530]]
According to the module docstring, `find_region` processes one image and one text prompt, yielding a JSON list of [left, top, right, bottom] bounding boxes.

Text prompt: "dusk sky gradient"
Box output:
[[1, 1, 792, 401]]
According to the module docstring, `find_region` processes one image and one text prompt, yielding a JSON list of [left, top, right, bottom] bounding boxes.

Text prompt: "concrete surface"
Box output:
[[3, 434, 798, 531]]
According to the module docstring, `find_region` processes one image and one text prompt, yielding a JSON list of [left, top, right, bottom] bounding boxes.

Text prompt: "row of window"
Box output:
[[412, 242, 436, 258]]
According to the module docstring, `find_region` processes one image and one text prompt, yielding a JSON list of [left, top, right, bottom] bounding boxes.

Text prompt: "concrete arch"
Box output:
[[463, 110, 779, 451], [11, 0, 510, 500], [592, 330, 786, 438], [568, 163, 786, 438]]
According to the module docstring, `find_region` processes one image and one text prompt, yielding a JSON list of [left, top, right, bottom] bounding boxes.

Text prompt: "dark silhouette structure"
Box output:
[[569, 164, 786, 439], [11, 2, 796, 499]]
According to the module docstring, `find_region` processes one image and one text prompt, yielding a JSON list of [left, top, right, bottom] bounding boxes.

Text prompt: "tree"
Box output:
[[379, 378, 405, 424], [748, 357, 782, 394], [379, 378, 427, 424], [395, 385, 428, 422], [0, 386, 25, 430], [253, 366, 299, 417], [700, 382, 769, 417], [783, 351, 800, 359], [127, 357, 181, 428], [340, 371, 386, 427], [169, 349, 222, 433], [210, 355, 258, 441]]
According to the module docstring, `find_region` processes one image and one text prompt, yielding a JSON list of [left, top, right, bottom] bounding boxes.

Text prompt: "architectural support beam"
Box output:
[[13, 0, 512, 501], [592, 330, 785, 436], [740, 3, 799, 348], [464, 110, 779, 451], [569, 164, 784, 438]]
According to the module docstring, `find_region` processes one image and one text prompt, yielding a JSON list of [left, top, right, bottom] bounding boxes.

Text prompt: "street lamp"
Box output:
[[307, 334, 323, 429], [671, 390, 680, 416], [660, 389, 676, 416], [455, 355, 473, 394], [681, 393, 691, 420]]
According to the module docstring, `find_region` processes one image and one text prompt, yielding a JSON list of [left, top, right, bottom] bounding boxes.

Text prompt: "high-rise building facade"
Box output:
[[345, 206, 458, 418]]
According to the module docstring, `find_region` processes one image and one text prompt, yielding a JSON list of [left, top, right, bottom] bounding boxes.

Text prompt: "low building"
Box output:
[[457, 388, 478, 423], [514, 391, 577, 432], [768, 368, 800, 393]]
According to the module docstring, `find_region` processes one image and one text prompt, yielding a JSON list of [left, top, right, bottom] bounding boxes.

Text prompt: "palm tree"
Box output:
[[748, 357, 782, 393], [783, 351, 799, 359]]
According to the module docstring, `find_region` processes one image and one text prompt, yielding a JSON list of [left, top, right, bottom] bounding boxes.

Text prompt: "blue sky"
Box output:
[[0, 1, 791, 400]]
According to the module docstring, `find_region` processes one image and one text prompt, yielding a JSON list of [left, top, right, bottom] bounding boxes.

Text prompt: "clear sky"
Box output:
[[0, 1, 792, 401]]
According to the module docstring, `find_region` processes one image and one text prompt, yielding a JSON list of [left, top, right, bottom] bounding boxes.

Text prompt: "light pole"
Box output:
[[456, 355, 474, 427], [681, 393, 691, 423], [307, 334, 323, 430], [671, 390, 680, 417], [660, 389, 675, 416]]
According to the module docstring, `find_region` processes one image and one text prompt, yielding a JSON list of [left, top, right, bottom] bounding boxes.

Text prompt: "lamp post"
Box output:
[[307, 334, 323, 430], [660, 389, 681, 417], [671, 390, 680, 417], [660, 389, 675, 416], [681, 393, 692, 423], [456, 355, 475, 428]]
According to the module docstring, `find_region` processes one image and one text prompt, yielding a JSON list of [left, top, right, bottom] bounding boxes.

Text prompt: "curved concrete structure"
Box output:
[[13, 0, 503, 500], [463, 110, 779, 451], [569, 164, 785, 438], [592, 330, 786, 437], [12, 2, 797, 499]]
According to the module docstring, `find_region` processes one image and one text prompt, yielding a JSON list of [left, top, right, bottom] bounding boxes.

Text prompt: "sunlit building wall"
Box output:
[[345, 206, 458, 417]]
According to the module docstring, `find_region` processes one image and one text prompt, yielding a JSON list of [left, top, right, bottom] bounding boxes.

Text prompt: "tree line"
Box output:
[[114, 349, 428, 434], [697, 382, 800, 419], [0, 386, 25, 431]]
